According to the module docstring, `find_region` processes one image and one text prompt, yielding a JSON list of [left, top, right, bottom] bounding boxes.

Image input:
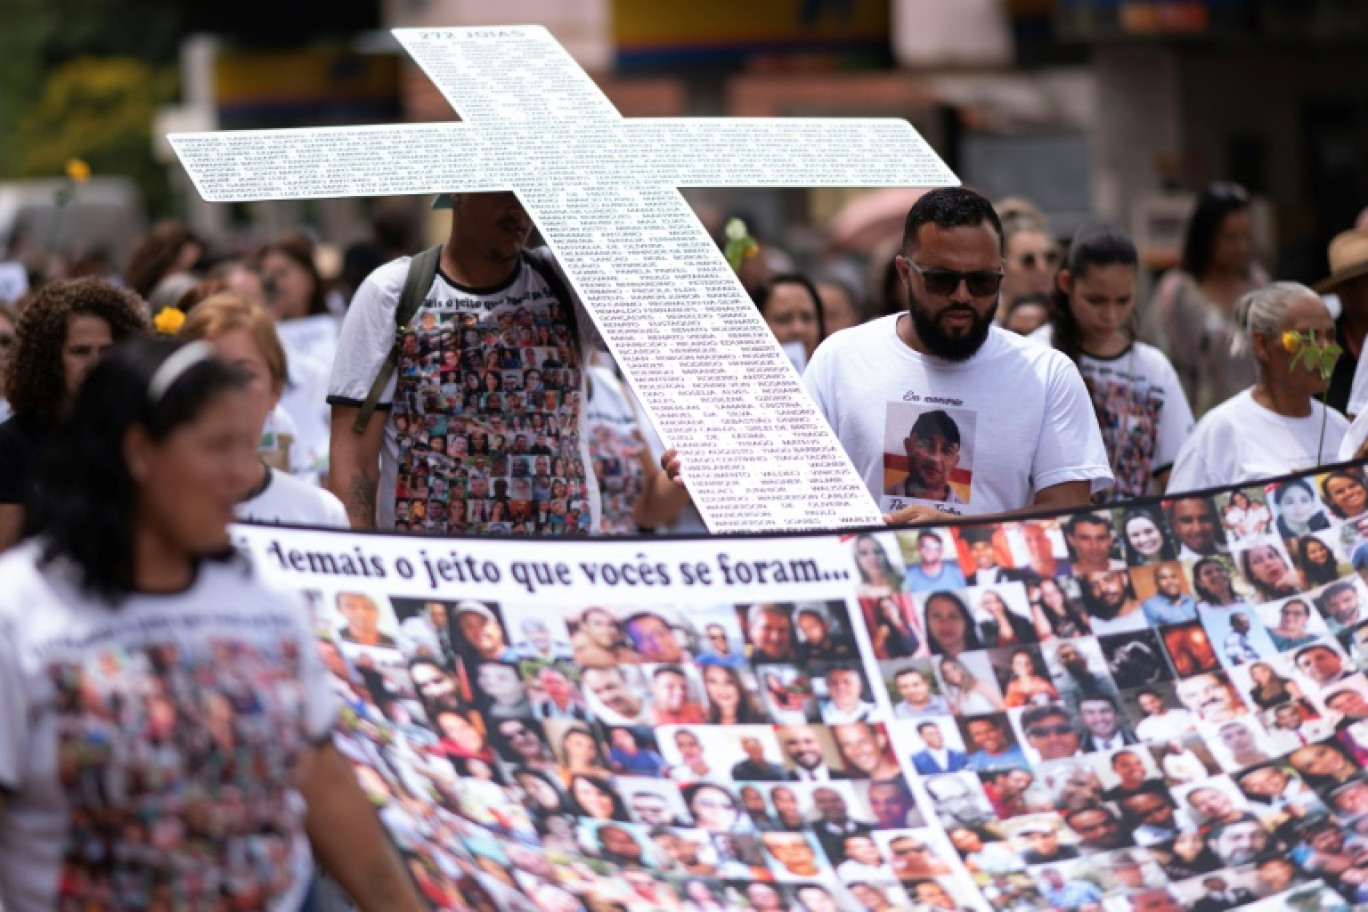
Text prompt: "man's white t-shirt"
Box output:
[[1167, 388, 1349, 494], [1028, 327, 1193, 499], [237, 466, 349, 527], [0, 543, 335, 912], [328, 252, 601, 534], [1339, 409, 1368, 462], [1345, 329, 1368, 417], [803, 316, 1112, 516]]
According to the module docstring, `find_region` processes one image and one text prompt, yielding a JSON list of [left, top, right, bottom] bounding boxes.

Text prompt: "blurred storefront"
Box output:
[[164, 0, 1368, 286]]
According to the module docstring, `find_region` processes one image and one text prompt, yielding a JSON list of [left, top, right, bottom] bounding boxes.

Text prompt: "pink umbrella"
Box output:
[[826, 187, 929, 253]]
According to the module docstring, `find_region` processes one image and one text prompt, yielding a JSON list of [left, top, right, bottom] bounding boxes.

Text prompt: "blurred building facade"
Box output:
[[167, 0, 1368, 285]]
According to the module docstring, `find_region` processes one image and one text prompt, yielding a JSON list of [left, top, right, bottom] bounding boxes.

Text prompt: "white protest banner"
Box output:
[[169, 25, 959, 534], [273, 314, 338, 478], [273, 312, 338, 368], [233, 461, 1368, 912], [0, 261, 29, 304]]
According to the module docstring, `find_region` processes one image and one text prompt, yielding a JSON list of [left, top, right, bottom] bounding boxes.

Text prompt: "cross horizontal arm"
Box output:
[[167, 123, 504, 203], [629, 118, 959, 188]]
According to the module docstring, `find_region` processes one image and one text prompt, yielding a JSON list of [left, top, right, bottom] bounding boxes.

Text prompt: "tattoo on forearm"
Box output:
[[347, 471, 379, 528]]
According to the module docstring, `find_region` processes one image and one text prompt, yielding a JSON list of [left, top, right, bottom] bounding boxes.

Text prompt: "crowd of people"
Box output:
[[2, 175, 1368, 912]]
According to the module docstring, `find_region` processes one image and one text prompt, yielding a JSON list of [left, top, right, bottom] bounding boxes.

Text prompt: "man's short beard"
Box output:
[[908, 290, 997, 362]]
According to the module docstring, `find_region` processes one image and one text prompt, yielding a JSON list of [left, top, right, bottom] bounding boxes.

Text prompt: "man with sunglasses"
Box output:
[[804, 188, 1110, 524]]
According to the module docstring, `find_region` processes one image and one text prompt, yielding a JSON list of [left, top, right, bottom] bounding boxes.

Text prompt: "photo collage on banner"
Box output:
[[261, 461, 1368, 912], [853, 464, 1368, 912], [307, 571, 978, 912]]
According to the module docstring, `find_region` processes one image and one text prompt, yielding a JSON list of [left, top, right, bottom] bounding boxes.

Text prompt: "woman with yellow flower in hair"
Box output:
[[1168, 282, 1347, 493]]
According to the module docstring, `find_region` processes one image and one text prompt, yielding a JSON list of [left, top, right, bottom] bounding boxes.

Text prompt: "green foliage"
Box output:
[[0, 0, 185, 211], [1282, 329, 1344, 465], [14, 57, 178, 214], [1286, 330, 1342, 381], [724, 217, 759, 272]]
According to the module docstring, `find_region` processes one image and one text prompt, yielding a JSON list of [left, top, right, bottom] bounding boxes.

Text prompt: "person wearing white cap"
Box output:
[[454, 600, 515, 663]]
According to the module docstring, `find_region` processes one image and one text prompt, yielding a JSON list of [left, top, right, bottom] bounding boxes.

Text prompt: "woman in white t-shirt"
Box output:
[[180, 293, 347, 527], [1036, 222, 1194, 499], [1168, 283, 1349, 493], [584, 360, 689, 534], [0, 338, 419, 911]]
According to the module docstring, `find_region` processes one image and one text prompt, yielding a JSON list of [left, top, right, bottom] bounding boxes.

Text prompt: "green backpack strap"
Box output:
[[350, 244, 443, 435]]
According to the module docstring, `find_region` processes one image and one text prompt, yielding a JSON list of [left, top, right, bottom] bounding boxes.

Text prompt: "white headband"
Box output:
[[147, 341, 215, 405]]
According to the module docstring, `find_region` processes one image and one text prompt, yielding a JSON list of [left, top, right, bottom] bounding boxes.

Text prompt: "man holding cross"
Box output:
[[329, 191, 678, 535]]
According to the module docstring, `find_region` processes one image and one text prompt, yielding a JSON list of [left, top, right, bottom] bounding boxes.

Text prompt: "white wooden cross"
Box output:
[[170, 25, 958, 533]]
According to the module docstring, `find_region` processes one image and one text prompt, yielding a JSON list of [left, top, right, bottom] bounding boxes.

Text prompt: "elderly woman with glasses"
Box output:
[[1168, 282, 1348, 493]]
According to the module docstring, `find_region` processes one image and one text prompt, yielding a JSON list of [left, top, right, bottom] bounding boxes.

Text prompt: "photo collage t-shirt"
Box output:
[[585, 364, 648, 535], [804, 317, 1113, 517], [329, 252, 599, 535], [1030, 328, 1194, 501], [0, 543, 334, 912]]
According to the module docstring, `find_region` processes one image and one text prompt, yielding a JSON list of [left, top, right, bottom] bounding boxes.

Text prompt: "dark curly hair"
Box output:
[[5, 278, 149, 420]]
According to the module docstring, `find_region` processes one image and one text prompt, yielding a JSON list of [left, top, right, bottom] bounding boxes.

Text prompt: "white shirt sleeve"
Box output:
[[319, 491, 350, 528], [327, 260, 408, 405], [1167, 423, 1217, 494], [802, 342, 836, 428], [1339, 410, 1368, 462], [1152, 350, 1196, 473], [1030, 357, 1114, 496], [0, 613, 25, 790], [1348, 331, 1368, 417]]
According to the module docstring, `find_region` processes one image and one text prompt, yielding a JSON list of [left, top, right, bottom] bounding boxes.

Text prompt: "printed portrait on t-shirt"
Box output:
[[881, 402, 978, 516], [1078, 359, 1170, 501]]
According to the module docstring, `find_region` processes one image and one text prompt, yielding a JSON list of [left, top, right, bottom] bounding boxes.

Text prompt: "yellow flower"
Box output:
[[153, 307, 186, 336], [1282, 330, 1300, 353], [64, 158, 91, 183]]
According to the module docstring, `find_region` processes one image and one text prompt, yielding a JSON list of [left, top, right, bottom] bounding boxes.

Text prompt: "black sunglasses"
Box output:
[[901, 258, 1004, 298]]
